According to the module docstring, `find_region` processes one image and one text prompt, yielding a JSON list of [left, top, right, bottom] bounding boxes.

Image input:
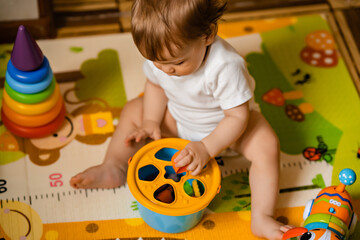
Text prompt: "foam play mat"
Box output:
[[1, 14, 360, 239]]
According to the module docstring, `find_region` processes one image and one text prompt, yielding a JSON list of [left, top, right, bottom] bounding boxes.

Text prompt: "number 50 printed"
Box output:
[[49, 173, 63, 187]]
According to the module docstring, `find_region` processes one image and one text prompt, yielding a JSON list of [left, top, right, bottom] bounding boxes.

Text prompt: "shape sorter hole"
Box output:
[[164, 166, 186, 183], [183, 179, 205, 198], [138, 165, 159, 181], [154, 184, 175, 204], [154, 148, 178, 161]]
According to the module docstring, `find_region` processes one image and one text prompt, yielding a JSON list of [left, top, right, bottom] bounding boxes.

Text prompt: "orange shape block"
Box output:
[[171, 151, 187, 174]]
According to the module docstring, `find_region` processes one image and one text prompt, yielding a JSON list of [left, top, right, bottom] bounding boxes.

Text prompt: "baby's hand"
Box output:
[[173, 141, 210, 176], [125, 120, 161, 146]]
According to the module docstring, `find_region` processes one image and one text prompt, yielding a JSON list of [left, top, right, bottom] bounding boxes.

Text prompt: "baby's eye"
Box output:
[[175, 61, 184, 65]]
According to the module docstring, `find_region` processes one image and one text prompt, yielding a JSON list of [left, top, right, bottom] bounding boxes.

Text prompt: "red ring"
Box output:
[[1, 104, 66, 138]]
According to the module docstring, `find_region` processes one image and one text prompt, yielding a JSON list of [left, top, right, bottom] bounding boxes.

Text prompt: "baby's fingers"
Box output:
[[186, 160, 200, 174], [134, 130, 148, 142], [173, 149, 188, 163], [174, 153, 192, 168], [151, 129, 161, 140], [190, 164, 202, 176], [125, 130, 146, 145], [124, 132, 137, 145]]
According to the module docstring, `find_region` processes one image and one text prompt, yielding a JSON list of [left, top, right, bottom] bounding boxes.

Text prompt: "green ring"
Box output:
[[5, 78, 56, 104]]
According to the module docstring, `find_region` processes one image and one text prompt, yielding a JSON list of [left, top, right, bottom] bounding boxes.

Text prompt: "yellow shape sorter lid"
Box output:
[[127, 138, 221, 216]]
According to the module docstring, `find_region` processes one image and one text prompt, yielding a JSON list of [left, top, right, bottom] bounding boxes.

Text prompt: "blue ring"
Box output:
[[5, 68, 53, 94], [7, 57, 50, 84]]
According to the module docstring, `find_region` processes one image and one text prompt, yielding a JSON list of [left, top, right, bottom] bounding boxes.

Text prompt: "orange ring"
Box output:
[[3, 84, 61, 116], [1, 104, 66, 138], [2, 98, 64, 127]]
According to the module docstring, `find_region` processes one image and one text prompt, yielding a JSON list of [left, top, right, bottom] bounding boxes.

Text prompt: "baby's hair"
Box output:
[[131, 0, 227, 61]]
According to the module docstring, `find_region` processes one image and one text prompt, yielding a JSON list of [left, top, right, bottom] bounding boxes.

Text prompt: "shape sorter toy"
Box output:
[[127, 138, 221, 233], [1, 25, 66, 138]]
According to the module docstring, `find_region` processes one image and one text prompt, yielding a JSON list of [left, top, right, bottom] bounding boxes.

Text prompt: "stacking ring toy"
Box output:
[[5, 68, 53, 94], [4, 78, 56, 104], [127, 138, 221, 233], [1, 104, 66, 138], [7, 57, 50, 83], [3, 84, 61, 115], [2, 98, 63, 127]]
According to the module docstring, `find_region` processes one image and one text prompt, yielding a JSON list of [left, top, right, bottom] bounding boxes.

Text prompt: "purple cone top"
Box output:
[[11, 25, 44, 71]]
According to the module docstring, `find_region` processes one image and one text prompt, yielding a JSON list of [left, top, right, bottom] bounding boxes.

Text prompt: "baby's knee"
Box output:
[[267, 130, 280, 151], [122, 97, 142, 115], [260, 132, 279, 158], [244, 132, 279, 163], [119, 98, 144, 127]]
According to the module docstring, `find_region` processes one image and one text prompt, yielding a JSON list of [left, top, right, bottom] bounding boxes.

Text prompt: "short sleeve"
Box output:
[[212, 61, 253, 110], [143, 60, 159, 84]]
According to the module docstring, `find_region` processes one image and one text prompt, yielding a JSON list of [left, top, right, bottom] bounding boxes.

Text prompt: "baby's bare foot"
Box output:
[[251, 214, 289, 240], [70, 162, 127, 189]]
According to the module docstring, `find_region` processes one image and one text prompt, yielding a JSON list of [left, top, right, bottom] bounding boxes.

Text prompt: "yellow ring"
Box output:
[[3, 84, 61, 116], [2, 98, 64, 127]]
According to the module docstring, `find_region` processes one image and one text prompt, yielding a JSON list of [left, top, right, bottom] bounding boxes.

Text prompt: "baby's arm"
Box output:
[[125, 79, 168, 144], [174, 102, 250, 175], [203, 102, 250, 157]]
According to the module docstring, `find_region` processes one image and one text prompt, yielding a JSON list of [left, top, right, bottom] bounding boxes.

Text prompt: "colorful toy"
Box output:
[[1, 25, 66, 138], [283, 168, 357, 240], [127, 138, 221, 233]]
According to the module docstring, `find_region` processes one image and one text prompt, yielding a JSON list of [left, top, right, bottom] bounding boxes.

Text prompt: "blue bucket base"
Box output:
[[138, 202, 205, 233]]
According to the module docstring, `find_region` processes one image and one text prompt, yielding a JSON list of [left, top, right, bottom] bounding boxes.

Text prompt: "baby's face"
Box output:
[[152, 37, 212, 76]]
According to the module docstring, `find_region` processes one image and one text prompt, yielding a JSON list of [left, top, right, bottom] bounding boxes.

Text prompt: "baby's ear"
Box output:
[[205, 24, 217, 46]]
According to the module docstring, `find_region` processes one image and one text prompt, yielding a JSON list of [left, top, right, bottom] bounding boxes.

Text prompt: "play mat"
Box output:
[[1, 14, 360, 239]]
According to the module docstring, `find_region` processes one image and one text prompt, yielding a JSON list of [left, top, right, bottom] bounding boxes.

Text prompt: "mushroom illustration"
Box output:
[[300, 46, 337, 67], [262, 88, 314, 122], [306, 30, 335, 51], [300, 30, 338, 67], [0, 130, 20, 151], [285, 103, 314, 122], [262, 88, 304, 106]]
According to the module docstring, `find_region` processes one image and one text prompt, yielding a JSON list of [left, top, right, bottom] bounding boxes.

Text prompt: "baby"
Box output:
[[70, 0, 290, 239]]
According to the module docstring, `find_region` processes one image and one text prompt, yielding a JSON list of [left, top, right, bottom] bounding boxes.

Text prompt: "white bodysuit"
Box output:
[[143, 36, 256, 141]]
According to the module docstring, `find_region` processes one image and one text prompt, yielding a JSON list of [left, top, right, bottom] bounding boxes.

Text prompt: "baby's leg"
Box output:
[[232, 111, 285, 240], [70, 97, 145, 189], [70, 97, 177, 189]]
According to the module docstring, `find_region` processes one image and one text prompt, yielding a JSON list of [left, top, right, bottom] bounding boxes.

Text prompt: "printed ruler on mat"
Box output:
[[0, 147, 139, 223], [0, 151, 333, 223], [0, 182, 138, 223], [218, 153, 334, 208]]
